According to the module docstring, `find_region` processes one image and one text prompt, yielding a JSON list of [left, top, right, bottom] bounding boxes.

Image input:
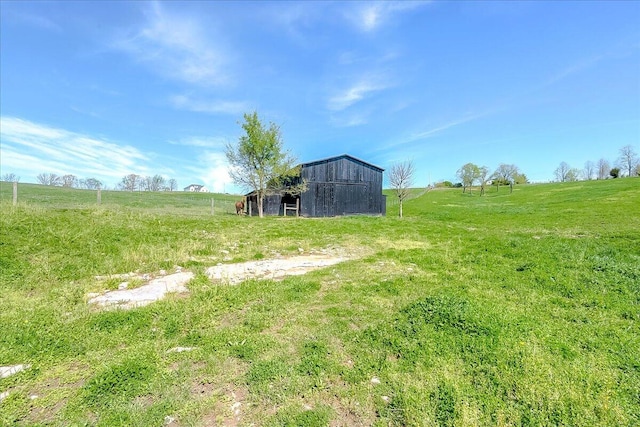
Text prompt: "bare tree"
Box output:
[[37, 173, 62, 186], [478, 166, 490, 196], [168, 178, 178, 191], [80, 178, 103, 190], [118, 174, 141, 191], [554, 162, 572, 182], [492, 164, 519, 192], [61, 174, 79, 188], [597, 158, 610, 180], [389, 161, 415, 218], [583, 161, 595, 180], [617, 145, 638, 178], [142, 175, 166, 191], [1, 173, 20, 182]]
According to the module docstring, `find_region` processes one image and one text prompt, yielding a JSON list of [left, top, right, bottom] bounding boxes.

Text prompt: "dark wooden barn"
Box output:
[[245, 154, 386, 217]]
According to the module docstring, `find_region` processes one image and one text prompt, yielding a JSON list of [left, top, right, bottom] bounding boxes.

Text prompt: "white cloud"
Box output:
[[170, 94, 250, 115], [328, 78, 391, 111], [113, 1, 230, 87], [198, 151, 234, 193], [347, 1, 430, 32], [0, 116, 152, 183]]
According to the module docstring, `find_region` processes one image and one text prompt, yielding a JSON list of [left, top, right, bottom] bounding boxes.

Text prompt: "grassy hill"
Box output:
[[1, 179, 638, 426]]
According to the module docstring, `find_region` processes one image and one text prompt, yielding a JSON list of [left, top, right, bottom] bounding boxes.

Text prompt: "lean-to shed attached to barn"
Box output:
[[245, 154, 386, 217]]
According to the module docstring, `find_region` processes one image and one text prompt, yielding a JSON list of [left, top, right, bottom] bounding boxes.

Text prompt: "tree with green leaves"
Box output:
[[226, 111, 301, 217], [389, 160, 415, 218], [610, 167, 620, 179], [456, 163, 480, 193]]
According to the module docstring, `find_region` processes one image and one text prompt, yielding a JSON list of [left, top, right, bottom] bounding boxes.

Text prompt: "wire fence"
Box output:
[[0, 182, 245, 216]]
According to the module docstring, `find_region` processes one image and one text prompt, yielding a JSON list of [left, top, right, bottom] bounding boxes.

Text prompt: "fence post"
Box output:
[[211, 198, 214, 215], [13, 181, 17, 206], [97, 189, 102, 205]]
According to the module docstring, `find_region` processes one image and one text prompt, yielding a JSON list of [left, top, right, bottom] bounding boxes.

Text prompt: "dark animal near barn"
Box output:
[[235, 200, 245, 215]]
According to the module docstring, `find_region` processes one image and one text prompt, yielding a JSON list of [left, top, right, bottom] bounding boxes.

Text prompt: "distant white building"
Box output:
[[184, 184, 209, 193]]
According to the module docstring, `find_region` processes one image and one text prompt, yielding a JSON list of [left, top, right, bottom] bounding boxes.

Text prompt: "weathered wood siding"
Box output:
[[299, 156, 385, 217]]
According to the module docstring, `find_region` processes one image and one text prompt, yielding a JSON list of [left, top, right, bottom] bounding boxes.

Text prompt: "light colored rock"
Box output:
[[0, 364, 30, 379], [370, 376, 381, 385], [88, 272, 194, 309], [118, 282, 129, 290], [205, 255, 346, 285], [0, 391, 10, 402], [166, 346, 196, 353]]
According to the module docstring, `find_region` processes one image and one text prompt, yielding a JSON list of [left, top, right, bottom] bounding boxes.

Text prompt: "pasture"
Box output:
[[1, 179, 638, 426]]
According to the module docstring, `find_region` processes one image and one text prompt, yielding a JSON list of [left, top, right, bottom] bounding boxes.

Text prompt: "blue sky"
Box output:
[[1, 1, 639, 192]]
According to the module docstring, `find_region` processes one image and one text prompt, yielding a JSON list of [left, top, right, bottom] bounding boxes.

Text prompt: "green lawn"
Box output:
[[1, 179, 638, 426]]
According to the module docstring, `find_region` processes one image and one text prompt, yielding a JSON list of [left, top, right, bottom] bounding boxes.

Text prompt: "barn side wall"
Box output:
[[299, 157, 385, 217]]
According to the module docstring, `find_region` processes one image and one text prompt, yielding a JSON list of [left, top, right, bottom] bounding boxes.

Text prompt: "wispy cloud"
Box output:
[[170, 94, 249, 116], [0, 116, 153, 183], [169, 136, 228, 148], [9, 10, 62, 32], [347, 1, 430, 32], [113, 1, 230, 87], [376, 111, 491, 154], [328, 78, 392, 111]]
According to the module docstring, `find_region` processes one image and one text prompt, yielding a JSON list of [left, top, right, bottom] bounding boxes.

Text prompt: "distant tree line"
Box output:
[[554, 145, 639, 182], [117, 174, 178, 192], [452, 163, 527, 195], [6, 172, 179, 192], [33, 173, 105, 189]]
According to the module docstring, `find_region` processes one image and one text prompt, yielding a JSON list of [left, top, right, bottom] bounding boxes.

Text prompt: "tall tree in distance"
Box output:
[[617, 145, 638, 177], [81, 178, 103, 190], [1, 173, 20, 182], [554, 162, 572, 182], [119, 174, 141, 191], [37, 173, 61, 186], [456, 163, 480, 193], [142, 175, 166, 191], [492, 164, 519, 192], [168, 178, 178, 191], [583, 161, 595, 180], [61, 174, 78, 188], [597, 158, 610, 180], [389, 160, 415, 218], [478, 166, 490, 196], [226, 111, 300, 217]]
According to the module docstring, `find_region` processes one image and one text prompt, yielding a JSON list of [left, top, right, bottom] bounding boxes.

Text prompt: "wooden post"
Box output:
[[97, 189, 101, 205], [249, 199, 252, 216], [211, 198, 215, 215], [296, 198, 299, 217], [13, 181, 17, 206]]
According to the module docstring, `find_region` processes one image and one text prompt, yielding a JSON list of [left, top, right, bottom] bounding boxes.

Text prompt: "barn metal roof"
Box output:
[[300, 154, 384, 172]]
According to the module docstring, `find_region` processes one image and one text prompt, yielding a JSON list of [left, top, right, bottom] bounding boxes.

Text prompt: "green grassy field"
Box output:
[[1, 179, 638, 426]]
